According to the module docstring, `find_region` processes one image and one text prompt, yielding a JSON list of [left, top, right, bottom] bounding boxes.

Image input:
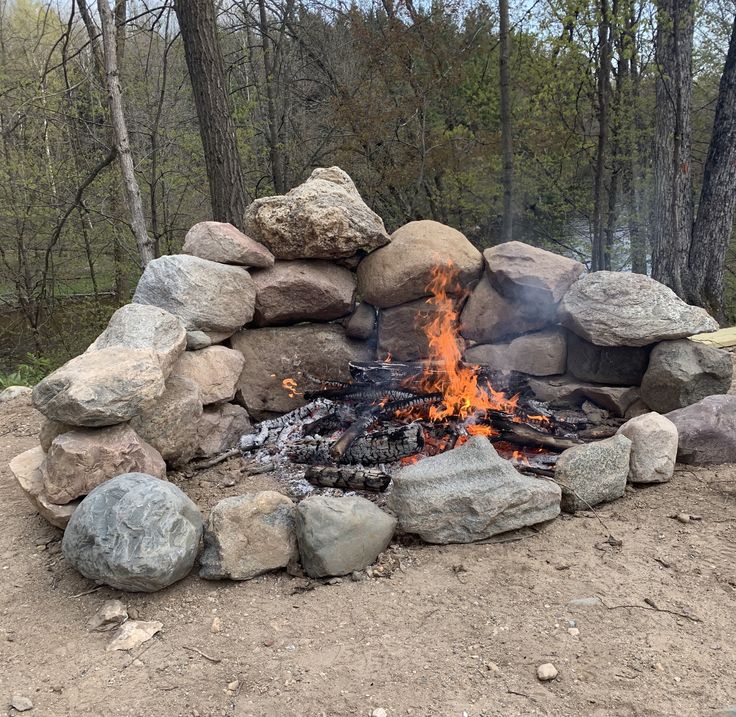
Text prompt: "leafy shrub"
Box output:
[[0, 354, 53, 389]]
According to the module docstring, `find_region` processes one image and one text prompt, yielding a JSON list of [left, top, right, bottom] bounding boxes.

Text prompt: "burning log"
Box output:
[[304, 465, 392, 492], [289, 423, 424, 465], [490, 417, 583, 452]]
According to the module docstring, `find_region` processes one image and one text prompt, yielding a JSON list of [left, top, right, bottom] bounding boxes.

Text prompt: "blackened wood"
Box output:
[[304, 466, 392, 492], [348, 361, 426, 385], [330, 409, 375, 460], [490, 417, 582, 452]]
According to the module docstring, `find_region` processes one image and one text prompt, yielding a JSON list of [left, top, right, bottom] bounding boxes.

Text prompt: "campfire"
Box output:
[[240, 263, 620, 492]]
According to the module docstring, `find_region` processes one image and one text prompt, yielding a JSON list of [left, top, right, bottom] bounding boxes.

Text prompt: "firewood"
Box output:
[[304, 465, 392, 492]]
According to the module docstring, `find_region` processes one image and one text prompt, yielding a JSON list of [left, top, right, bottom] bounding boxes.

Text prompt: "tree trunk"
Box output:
[[499, 0, 513, 243], [687, 15, 736, 320], [650, 0, 694, 296], [174, 0, 249, 226], [97, 0, 155, 267]]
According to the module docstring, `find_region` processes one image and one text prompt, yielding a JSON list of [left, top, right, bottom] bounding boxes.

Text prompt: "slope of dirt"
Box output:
[[1, 394, 735, 717]]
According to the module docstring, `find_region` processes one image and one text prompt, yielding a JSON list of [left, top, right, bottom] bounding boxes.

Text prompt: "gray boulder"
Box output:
[[182, 221, 275, 267], [556, 434, 631, 513], [43, 423, 167, 504], [62, 473, 203, 592], [666, 394, 736, 464], [526, 375, 641, 416], [617, 412, 677, 483], [130, 376, 203, 467], [345, 302, 377, 340], [170, 346, 245, 405], [460, 274, 549, 343], [559, 272, 719, 347], [199, 492, 297, 580], [377, 298, 442, 361], [195, 403, 252, 458], [231, 324, 374, 419], [463, 328, 567, 377], [87, 304, 186, 374], [243, 166, 390, 260], [484, 241, 584, 323], [0, 386, 32, 402], [133, 254, 256, 334], [357, 220, 483, 308], [251, 260, 356, 326], [295, 495, 396, 578], [640, 339, 732, 412], [32, 347, 166, 427], [388, 436, 561, 544], [567, 332, 651, 386]]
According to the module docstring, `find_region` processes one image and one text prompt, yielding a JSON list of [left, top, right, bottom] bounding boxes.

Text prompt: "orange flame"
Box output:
[[282, 377, 302, 398], [410, 263, 519, 423]]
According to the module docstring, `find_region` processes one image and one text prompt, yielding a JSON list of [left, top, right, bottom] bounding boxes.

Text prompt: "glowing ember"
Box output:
[[410, 263, 520, 425], [282, 377, 302, 398]]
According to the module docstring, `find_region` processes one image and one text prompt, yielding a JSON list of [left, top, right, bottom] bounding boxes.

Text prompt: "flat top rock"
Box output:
[[243, 167, 390, 260], [357, 220, 483, 308], [558, 272, 719, 347], [182, 221, 275, 267]]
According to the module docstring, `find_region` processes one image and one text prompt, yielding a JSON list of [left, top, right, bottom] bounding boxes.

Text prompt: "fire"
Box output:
[[410, 263, 520, 424], [282, 377, 302, 398]]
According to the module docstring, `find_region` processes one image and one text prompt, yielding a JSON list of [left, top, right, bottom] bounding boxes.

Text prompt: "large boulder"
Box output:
[[32, 348, 166, 427], [231, 324, 374, 419], [377, 298, 443, 361], [640, 339, 732, 412], [666, 395, 736, 464], [251, 260, 356, 326], [170, 346, 245, 405], [558, 272, 719, 347], [199, 492, 297, 580], [243, 167, 390, 260], [133, 254, 256, 334], [87, 304, 186, 374], [556, 434, 631, 513], [195, 403, 252, 458], [295, 495, 396, 578], [62, 473, 203, 592], [182, 221, 275, 267], [42, 424, 167, 504], [357, 220, 483, 308], [566, 332, 651, 386], [483, 241, 585, 323], [130, 376, 203, 467], [460, 275, 549, 343], [617, 412, 677, 484], [463, 328, 567, 377], [388, 437, 561, 544], [526, 375, 640, 416], [9, 447, 79, 529]]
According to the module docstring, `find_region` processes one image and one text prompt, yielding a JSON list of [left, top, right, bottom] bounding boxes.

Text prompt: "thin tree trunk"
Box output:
[[499, 0, 513, 243], [97, 0, 155, 267], [650, 0, 694, 295], [174, 0, 248, 226], [687, 15, 736, 319]]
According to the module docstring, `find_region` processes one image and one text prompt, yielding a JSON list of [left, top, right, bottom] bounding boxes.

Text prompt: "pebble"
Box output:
[[567, 627, 580, 637], [210, 617, 222, 634], [11, 695, 33, 712], [371, 709, 388, 717], [486, 661, 500, 674], [537, 663, 558, 681], [227, 680, 240, 692], [675, 513, 691, 524]]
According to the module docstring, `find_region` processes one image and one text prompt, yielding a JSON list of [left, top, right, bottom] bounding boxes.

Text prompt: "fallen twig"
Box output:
[[598, 597, 701, 623], [68, 586, 102, 598], [189, 449, 239, 471], [183, 645, 222, 663]]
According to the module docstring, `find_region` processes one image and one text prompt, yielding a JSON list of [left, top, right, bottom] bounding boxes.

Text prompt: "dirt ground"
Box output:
[[1, 394, 735, 717]]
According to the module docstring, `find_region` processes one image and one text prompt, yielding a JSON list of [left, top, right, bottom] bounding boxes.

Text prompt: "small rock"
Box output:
[[371, 709, 388, 717], [537, 663, 558, 681], [107, 620, 163, 651], [616, 412, 678, 484], [344, 302, 376, 340], [567, 627, 580, 637], [486, 661, 501, 673], [10, 695, 33, 712], [88, 600, 128, 632], [675, 513, 691, 524], [210, 617, 222, 634], [226, 680, 240, 692]]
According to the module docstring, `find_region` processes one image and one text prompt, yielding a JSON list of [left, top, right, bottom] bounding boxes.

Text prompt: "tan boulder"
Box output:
[[484, 241, 585, 322], [378, 298, 445, 361], [39, 419, 73, 452], [131, 376, 203, 467], [231, 324, 374, 419], [251, 260, 356, 326], [32, 347, 166, 427], [182, 221, 275, 267], [243, 167, 390, 260], [463, 328, 567, 376], [9, 447, 79, 529], [43, 424, 167, 504], [357, 220, 483, 308], [170, 346, 245, 405], [196, 404, 252, 458]]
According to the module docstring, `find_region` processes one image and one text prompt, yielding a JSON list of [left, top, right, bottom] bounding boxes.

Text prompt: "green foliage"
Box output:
[[0, 354, 52, 389]]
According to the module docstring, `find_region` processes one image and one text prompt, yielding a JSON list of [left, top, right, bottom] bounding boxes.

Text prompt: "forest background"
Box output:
[[0, 0, 734, 382]]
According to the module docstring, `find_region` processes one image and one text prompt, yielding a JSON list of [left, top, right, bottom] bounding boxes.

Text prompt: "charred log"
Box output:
[[304, 465, 392, 492]]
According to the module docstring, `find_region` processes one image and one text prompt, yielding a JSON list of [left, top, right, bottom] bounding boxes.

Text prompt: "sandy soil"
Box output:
[[1, 394, 735, 717]]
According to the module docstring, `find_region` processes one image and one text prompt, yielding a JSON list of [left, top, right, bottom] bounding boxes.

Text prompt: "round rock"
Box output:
[[62, 473, 203, 592]]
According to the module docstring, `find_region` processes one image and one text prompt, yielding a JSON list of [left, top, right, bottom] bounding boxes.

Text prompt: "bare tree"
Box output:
[[499, 0, 513, 243]]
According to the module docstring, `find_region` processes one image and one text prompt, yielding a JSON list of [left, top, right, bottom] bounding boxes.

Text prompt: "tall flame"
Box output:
[[412, 262, 519, 422]]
